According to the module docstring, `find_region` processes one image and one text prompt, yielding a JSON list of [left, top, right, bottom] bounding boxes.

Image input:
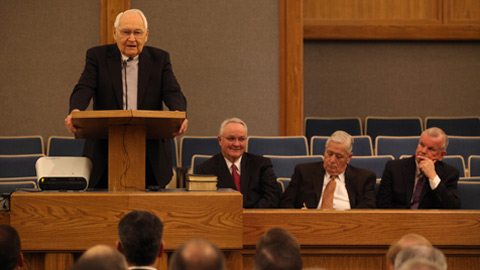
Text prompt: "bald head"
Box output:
[[73, 245, 128, 270], [169, 238, 226, 270]]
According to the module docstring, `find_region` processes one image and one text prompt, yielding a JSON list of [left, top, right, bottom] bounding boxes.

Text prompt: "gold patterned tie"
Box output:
[[320, 176, 336, 209]]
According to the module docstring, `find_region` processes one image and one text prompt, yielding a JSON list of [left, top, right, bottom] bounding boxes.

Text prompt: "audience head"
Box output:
[[218, 117, 248, 163], [117, 210, 164, 266], [397, 258, 443, 270], [415, 127, 448, 163], [113, 9, 149, 58], [394, 244, 447, 270], [254, 227, 302, 270], [169, 238, 226, 270], [71, 244, 128, 270], [387, 233, 432, 269], [0, 224, 23, 270], [323, 131, 354, 177]]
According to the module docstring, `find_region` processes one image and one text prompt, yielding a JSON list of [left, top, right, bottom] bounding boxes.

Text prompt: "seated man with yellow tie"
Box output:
[[280, 131, 376, 209], [195, 118, 281, 208]]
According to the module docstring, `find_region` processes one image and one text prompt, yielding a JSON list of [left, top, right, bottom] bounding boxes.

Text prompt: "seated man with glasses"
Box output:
[[280, 130, 376, 209], [65, 9, 188, 190], [195, 118, 281, 208]]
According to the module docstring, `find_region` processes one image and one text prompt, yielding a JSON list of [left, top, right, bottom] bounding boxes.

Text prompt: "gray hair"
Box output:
[[325, 130, 354, 154], [394, 244, 447, 270], [114, 9, 148, 29], [219, 118, 248, 136], [423, 127, 448, 151], [397, 258, 443, 270]]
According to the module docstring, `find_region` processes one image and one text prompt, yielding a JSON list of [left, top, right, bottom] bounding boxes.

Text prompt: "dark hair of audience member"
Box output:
[[169, 238, 226, 270], [254, 227, 302, 270], [118, 210, 163, 266], [0, 224, 22, 270]]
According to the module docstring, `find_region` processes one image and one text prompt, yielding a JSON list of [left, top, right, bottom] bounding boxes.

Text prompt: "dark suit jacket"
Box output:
[[279, 162, 376, 209], [195, 153, 281, 208], [376, 156, 461, 209], [69, 44, 186, 188]]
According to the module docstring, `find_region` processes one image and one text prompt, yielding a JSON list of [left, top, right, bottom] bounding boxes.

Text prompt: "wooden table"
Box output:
[[7, 192, 480, 270]]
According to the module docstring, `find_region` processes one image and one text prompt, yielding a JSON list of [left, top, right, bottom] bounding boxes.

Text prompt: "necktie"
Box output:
[[411, 173, 426, 209], [320, 176, 336, 209], [232, 164, 241, 192], [123, 58, 138, 110]]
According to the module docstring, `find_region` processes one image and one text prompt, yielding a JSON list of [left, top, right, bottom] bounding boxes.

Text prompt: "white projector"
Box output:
[[36, 157, 92, 191]]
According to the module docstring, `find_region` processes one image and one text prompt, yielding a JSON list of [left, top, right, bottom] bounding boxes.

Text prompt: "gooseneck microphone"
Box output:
[[122, 59, 128, 110]]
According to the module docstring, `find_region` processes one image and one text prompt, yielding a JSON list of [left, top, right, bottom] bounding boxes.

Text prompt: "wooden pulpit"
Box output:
[[72, 110, 185, 191]]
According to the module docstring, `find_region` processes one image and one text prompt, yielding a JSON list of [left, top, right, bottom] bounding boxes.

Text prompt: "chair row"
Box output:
[[0, 136, 86, 156], [305, 116, 480, 145], [177, 135, 480, 171]]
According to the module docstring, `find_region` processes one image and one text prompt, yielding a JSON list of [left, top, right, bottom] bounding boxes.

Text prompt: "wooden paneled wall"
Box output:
[[303, 0, 480, 40]]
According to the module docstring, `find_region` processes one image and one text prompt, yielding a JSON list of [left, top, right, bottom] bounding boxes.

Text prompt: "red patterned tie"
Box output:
[[320, 176, 336, 209], [232, 164, 241, 192]]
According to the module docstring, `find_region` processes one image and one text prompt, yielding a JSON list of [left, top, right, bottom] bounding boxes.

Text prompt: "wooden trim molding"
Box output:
[[279, 0, 304, 136], [100, 0, 130, 45], [303, 0, 480, 40]]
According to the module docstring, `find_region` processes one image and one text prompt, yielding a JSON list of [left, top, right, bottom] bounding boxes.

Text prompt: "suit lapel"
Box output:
[[240, 154, 251, 193], [215, 155, 236, 189], [138, 48, 152, 108], [344, 166, 356, 208], [404, 157, 417, 203], [107, 45, 124, 109], [313, 164, 325, 204]]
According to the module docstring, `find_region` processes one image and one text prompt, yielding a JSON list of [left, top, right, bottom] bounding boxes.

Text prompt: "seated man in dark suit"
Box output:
[[280, 131, 376, 209], [195, 118, 281, 208], [377, 127, 461, 209], [116, 210, 164, 269]]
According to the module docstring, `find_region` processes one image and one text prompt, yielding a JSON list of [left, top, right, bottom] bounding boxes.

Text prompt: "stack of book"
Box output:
[[185, 174, 218, 191]]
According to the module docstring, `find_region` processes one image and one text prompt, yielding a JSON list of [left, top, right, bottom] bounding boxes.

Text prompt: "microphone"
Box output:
[[122, 59, 128, 110]]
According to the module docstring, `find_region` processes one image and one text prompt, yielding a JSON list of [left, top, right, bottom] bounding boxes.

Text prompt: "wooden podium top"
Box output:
[[72, 110, 186, 139]]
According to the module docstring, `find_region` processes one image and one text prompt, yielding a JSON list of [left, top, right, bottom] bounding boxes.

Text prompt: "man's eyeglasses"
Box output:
[[118, 29, 145, 37]]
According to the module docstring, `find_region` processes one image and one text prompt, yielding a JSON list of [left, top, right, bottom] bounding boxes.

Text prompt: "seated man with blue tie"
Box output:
[[280, 131, 376, 209], [195, 118, 280, 208], [377, 127, 461, 209]]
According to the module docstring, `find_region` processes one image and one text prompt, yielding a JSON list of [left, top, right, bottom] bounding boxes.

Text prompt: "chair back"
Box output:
[[311, 136, 373, 156], [47, 136, 85, 157], [442, 155, 466, 177], [468, 155, 480, 177], [425, 116, 480, 136], [265, 155, 324, 179], [457, 181, 480, 209], [447, 136, 480, 167], [375, 136, 420, 159], [277, 177, 291, 193], [304, 117, 362, 143], [180, 136, 221, 169], [365, 117, 422, 147], [191, 154, 213, 174], [246, 136, 308, 156], [349, 155, 394, 179], [0, 154, 43, 178], [0, 136, 44, 155], [0, 177, 37, 194], [459, 177, 480, 182]]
